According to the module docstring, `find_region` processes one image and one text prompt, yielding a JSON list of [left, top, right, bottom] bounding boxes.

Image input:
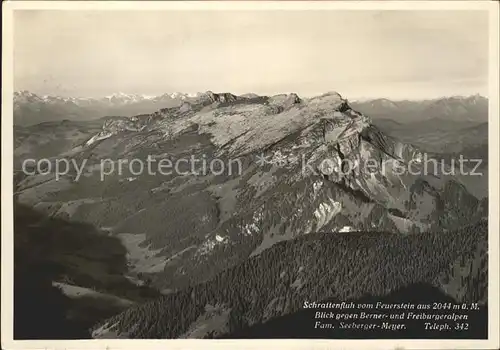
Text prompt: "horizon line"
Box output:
[[13, 89, 489, 102]]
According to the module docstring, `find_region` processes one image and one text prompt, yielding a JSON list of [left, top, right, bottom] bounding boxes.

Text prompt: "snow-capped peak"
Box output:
[[162, 92, 203, 100], [14, 90, 209, 105]]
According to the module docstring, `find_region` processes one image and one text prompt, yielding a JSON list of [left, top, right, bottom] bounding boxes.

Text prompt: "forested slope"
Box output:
[[94, 221, 487, 338]]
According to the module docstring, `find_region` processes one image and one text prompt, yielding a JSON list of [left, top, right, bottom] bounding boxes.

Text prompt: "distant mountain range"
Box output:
[[351, 94, 487, 124], [13, 91, 488, 126]]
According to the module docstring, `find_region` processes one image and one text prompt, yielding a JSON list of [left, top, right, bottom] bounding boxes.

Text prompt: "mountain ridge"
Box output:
[[13, 90, 488, 126]]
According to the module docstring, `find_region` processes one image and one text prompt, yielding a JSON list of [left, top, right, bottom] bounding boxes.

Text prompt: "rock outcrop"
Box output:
[[204, 91, 240, 104]]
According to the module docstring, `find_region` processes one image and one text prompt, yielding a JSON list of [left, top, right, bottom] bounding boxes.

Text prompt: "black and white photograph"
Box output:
[[2, 1, 499, 349]]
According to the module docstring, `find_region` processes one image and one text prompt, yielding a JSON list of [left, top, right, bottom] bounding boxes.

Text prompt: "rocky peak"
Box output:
[[204, 91, 239, 104]]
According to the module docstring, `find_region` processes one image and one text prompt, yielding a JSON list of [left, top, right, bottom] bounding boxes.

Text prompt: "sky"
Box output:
[[13, 9, 489, 100]]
